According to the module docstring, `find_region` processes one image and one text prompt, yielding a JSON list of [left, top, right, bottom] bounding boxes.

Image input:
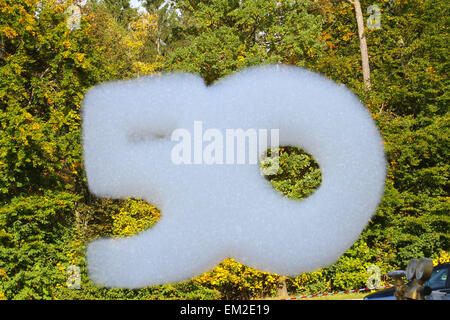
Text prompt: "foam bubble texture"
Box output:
[[82, 65, 386, 288]]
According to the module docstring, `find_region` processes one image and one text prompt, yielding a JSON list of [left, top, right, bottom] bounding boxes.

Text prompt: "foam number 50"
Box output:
[[82, 65, 386, 288]]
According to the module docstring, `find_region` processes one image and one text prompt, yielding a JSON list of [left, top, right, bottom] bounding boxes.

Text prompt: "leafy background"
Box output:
[[0, 0, 448, 299]]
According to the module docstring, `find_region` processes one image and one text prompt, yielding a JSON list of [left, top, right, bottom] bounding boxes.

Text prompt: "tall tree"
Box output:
[[102, 0, 138, 25], [330, 0, 371, 90], [349, 0, 371, 90], [165, 0, 325, 84], [143, 0, 183, 56]]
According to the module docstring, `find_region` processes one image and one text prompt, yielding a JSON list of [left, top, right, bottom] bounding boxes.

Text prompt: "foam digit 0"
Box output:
[[82, 65, 386, 288]]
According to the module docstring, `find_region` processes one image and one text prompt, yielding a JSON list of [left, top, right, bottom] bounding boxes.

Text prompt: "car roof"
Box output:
[[434, 263, 450, 270]]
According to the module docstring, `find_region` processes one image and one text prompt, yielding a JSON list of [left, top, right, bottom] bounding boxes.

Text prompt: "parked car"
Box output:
[[364, 263, 449, 300]]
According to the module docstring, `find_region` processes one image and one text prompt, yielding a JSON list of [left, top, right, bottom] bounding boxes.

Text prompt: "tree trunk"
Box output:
[[277, 276, 288, 298], [350, 0, 371, 90]]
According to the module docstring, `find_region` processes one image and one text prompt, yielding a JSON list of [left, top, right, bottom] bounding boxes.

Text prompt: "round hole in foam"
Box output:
[[261, 146, 322, 201]]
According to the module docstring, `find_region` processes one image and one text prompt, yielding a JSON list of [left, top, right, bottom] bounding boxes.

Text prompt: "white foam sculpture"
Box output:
[[82, 65, 386, 288]]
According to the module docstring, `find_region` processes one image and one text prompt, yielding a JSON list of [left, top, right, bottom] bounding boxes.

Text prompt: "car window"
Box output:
[[425, 267, 448, 290]]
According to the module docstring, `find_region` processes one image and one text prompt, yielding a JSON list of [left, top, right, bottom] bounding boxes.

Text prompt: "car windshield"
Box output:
[[425, 267, 448, 290]]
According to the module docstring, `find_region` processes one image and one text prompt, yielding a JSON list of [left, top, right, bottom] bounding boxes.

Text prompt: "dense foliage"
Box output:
[[0, 0, 448, 299]]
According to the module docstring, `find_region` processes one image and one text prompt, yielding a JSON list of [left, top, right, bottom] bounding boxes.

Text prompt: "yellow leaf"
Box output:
[[2, 26, 17, 39], [75, 53, 85, 62], [31, 122, 40, 130]]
